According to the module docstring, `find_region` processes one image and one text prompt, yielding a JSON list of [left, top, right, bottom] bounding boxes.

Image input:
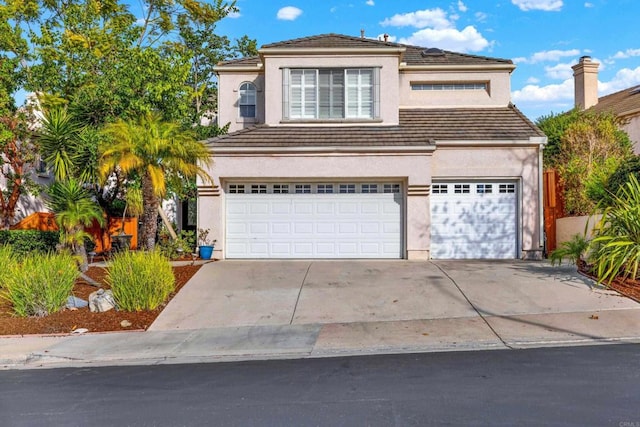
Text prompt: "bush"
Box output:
[[2, 252, 79, 317], [600, 155, 640, 207], [0, 230, 60, 256], [590, 175, 640, 284], [157, 230, 196, 260], [107, 251, 175, 311]]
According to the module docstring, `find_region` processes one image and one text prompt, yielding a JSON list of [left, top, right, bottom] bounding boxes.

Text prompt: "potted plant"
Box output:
[[197, 228, 216, 260]]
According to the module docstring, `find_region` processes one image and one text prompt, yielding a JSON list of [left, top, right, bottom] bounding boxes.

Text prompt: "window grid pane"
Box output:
[[339, 184, 356, 194], [384, 184, 400, 193], [499, 184, 516, 194], [273, 184, 289, 194], [295, 184, 311, 194], [454, 184, 470, 194], [317, 184, 334, 194], [477, 184, 493, 194], [251, 184, 267, 194]]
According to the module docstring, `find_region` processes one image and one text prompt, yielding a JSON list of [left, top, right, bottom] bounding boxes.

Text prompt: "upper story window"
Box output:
[[239, 82, 257, 118], [283, 68, 380, 121], [411, 82, 488, 91]]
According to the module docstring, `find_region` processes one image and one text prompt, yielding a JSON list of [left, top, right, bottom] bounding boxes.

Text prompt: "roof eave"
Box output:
[[258, 47, 407, 56], [208, 145, 436, 155], [400, 64, 516, 72]]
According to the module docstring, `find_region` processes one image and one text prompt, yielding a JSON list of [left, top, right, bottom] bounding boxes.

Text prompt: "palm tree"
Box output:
[[47, 179, 105, 271], [100, 112, 212, 250]]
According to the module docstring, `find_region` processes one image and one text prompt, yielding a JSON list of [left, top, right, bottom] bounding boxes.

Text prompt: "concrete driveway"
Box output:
[[150, 260, 640, 351]]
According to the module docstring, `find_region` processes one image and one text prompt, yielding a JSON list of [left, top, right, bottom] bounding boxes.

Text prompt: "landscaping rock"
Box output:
[[120, 320, 132, 328], [66, 296, 88, 309], [89, 289, 117, 313]]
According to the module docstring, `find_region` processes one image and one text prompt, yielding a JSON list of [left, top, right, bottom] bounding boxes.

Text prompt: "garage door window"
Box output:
[[500, 184, 516, 193], [454, 184, 470, 194], [477, 184, 493, 194], [227, 182, 402, 195], [432, 184, 448, 194]]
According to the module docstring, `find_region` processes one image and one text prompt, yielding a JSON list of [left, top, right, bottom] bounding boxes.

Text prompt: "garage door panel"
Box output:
[[431, 181, 517, 259], [226, 188, 402, 259]]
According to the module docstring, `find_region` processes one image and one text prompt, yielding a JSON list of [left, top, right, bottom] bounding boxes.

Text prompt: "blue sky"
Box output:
[[213, 0, 640, 121]]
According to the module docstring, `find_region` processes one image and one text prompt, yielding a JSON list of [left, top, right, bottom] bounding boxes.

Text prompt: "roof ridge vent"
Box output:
[[421, 48, 445, 57]]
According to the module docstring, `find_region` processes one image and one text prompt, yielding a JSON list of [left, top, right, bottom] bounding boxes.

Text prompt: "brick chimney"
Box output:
[[572, 56, 599, 110]]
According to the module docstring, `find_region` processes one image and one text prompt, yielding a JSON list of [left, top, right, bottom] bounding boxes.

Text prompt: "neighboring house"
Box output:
[[198, 33, 546, 260], [573, 56, 640, 153]]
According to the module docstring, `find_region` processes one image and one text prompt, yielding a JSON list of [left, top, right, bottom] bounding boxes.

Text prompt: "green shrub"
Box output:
[[2, 252, 79, 317], [550, 234, 590, 266], [0, 230, 60, 256], [0, 245, 17, 289], [107, 251, 175, 311], [157, 230, 196, 260], [600, 155, 640, 207], [591, 175, 640, 284]]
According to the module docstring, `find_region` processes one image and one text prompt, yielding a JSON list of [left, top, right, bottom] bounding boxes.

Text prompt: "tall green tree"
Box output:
[[100, 112, 212, 250], [538, 110, 632, 215]]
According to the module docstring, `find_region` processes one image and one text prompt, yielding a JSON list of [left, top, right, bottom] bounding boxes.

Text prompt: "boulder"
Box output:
[[89, 288, 117, 313]]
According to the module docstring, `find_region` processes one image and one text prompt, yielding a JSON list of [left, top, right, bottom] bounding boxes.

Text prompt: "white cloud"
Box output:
[[475, 11, 488, 22], [544, 62, 574, 80], [366, 0, 374, 5], [527, 77, 540, 84], [381, 7, 490, 53], [518, 49, 581, 63], [600, 66, 640, 95], [511, 0, 563, 11], [381, 8, 452, 30], [584, 2, 594, 7], [512, 78, 573, 103], [399, 26, 491, 53], [457, 1, 468, 12], [277, 6, 303, 21], [513, 66, 640, 109], [228, 9, 241, 18], [612, 49, 640, 59]]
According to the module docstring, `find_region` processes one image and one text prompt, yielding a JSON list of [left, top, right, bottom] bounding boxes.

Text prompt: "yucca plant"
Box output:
[[2, 252, 79, 317], [590, 175, 640, 284], [106, 251, 175, 311]]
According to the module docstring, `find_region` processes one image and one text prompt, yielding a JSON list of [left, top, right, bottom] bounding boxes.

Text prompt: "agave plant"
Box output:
[[590, 174, 640, 284]]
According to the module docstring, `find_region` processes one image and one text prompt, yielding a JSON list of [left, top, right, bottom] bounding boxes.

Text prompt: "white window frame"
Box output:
[[239, 82, 257, 118], [283, 68, 380, 121]]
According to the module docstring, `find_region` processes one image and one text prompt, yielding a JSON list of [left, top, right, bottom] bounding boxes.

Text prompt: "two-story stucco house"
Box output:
[[198, 33, 546, 260]]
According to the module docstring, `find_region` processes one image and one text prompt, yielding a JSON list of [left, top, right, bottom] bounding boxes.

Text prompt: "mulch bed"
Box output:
[[0, 265, 201, 336], [577, 261, 640, 303]]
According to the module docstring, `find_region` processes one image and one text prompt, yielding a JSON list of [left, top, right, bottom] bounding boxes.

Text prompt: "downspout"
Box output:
[[538, 139, 547, 251]]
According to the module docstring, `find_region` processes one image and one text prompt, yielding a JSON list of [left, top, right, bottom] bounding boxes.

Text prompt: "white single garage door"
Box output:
[[225, 182, 403, 259], [430, 181, 518, 259]]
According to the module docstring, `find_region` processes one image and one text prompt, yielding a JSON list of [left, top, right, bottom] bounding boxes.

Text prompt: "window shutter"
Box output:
[[373, 67, 380, 119]]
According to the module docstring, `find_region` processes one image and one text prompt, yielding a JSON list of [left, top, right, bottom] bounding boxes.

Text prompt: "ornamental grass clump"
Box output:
[[2, 252, 79, 317], [107, 251, 175, 311], [0, 245, 17, 289]]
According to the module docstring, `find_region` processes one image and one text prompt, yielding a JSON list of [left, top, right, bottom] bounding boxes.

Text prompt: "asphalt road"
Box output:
[[1, 344, 639, 426]]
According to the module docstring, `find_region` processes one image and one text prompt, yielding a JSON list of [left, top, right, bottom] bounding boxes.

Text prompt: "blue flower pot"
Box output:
[[199, 245, 214, 260]]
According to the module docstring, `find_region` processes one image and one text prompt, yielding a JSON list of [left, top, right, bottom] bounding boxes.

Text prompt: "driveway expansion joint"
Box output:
[[290, 262, 312, 325], [431, 261, 515, 350]]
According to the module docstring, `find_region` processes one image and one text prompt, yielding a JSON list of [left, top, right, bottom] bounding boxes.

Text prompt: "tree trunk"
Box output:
[[140, 172, 160, 250]]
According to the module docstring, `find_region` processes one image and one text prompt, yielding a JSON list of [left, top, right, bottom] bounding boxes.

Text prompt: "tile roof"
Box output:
[[216, 33, 512, 68], [206, 105, 543, 148], [591, 85, 640, 117]]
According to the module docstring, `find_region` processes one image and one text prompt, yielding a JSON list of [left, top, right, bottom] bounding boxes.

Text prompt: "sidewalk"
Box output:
[[2, 260, 640, 370]]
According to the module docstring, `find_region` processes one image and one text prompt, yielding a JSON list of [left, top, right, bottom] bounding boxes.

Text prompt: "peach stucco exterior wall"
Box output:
[[217, 72, 265, 133], [622, 116, 640, 154], [398, 70, 512, 107], [262, 55, 400, 126], [431, 146, 542, 255], [198, 152, 433, 260]]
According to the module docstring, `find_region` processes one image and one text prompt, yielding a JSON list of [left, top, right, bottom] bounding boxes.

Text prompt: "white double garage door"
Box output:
[[225, 181, 518, 259]]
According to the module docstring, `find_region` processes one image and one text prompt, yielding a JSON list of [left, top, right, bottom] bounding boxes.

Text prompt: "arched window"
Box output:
[[239, 82, 256, 118]]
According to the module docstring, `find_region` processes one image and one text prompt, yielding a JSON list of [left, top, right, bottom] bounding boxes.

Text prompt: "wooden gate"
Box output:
[[543, 169, 565, 253]]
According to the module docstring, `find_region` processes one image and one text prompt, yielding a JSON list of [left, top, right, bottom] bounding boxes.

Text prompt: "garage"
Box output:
[[430, 181, 518, 259], [225, 182, 403, 259]]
